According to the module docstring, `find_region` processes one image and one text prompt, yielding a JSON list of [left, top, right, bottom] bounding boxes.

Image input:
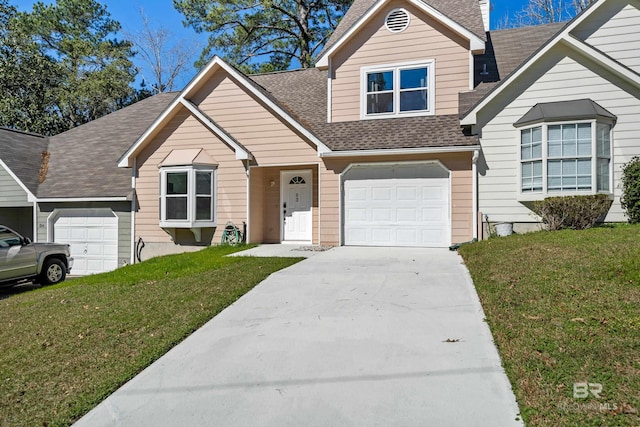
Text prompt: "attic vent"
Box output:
[[385, 8, 410, 33]]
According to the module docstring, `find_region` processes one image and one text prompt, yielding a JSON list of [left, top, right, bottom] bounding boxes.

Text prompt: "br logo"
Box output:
[[573, 382, 603, 399]]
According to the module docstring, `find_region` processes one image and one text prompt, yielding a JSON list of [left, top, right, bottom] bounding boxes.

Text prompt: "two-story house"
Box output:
[[118, 0, 490, 258], [2, 0, 639, 269]]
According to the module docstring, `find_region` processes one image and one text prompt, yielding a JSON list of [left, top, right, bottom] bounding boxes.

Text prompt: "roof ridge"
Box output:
[[249, 67, 321, 77], [51, 92, 179, 139], [0, 126, 47, 138]]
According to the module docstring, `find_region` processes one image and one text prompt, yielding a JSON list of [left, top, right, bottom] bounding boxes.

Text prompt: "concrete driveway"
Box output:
[[74, 247, 522, 426]]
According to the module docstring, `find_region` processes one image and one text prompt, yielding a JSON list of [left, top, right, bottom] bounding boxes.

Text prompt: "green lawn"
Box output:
[[460, 225, 640, 427], [0, 245, 301, 427]]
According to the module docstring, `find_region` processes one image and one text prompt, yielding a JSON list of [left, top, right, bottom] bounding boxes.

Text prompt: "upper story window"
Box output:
[[159, 166, 217, 228], [361, 60, 435, 119], [519, 121, 612, 196]]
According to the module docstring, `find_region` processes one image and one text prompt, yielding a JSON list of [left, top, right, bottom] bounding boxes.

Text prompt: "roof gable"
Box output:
[[0, 128, 48, 198], [462, 0, 640, 126], [316, 0, 486, 68], [119, 57, 330, 168]]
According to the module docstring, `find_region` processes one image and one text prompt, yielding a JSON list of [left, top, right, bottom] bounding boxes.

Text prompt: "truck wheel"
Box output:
[[40, 258, 66, 285]]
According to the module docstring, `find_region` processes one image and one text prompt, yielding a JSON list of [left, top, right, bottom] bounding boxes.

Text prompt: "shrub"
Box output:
[[531, 194, 612, 231], [621, 156, 640, 223]]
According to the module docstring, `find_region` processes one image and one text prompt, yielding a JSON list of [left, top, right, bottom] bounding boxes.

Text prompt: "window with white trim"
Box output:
[[362, 61, 434, 118], [519, 121, 612, 195], [159, 166, 216, 228]]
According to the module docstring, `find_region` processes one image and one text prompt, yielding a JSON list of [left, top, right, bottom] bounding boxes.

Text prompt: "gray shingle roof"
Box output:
[[461, 22, 566, 118], [313, 115, 478, 151], [514, 99, 617, 127], [250, 68, 328, 129], [250, 69, 477, 151], [37, 92, 178, 199], [320, 0, 486, 58], [0, 128, 49, 194], [490, 22, 566, 78]]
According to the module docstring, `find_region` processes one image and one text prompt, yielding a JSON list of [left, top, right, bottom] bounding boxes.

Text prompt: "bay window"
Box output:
[[518, 121, 612, 196], [160, 166, 216, 228]]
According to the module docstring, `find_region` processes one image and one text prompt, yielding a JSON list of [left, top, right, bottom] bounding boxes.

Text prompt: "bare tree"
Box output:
[[571, 0, 595, 12], [516, 0, 569, 26], [497, 0, 596, 28], [125, 9, 199, 93]]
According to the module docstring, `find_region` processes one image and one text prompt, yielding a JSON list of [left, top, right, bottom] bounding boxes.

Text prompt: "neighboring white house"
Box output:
[[463, 0, 640, 232]]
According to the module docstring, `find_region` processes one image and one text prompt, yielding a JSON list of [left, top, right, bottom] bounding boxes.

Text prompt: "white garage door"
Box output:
[[343, 163, 450, 247], [54, 211, 119, 275]]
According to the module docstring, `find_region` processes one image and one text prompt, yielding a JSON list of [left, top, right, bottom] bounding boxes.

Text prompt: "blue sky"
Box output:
[[16, 0, 530, 89]]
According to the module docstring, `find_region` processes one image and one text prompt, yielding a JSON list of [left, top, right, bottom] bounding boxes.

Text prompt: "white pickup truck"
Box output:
[[0, 225, 74, 287]]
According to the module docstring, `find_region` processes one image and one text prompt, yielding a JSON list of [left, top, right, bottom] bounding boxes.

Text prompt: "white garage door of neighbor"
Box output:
[[344, 163, 450, 247], [54, 211, 119, 275]]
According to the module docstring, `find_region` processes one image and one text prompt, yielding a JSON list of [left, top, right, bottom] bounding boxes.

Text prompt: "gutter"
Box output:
[[319, 145, 482, 158], [36, 197, 130, 202]]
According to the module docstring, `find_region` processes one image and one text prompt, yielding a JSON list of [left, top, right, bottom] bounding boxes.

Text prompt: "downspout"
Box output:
[[317, 163, 321, 245], [246, 159, 250, 244], [472, 149, 480, 240], [130, 157, 136, 264], [33, 201, 38, 242], [327, 57, 332, 123]]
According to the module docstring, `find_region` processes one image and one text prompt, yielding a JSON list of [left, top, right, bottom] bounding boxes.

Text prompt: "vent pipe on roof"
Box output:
[[479, 0, 490, 31]]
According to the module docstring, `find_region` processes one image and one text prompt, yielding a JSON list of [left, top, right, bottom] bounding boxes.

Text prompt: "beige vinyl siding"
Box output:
[[0, 165, 30, 206], [37, 202, 132, 263], [330, 0, 470, 122], [322, 153, 474, 245], [192, 70, 321, 166], [250, 165, 320, 244], [574, 0, 640, 74], [135, 109, 248, 245], [248, 168, 265, 243], [477, 48, 640, 223], [320, 167, 341, 245]]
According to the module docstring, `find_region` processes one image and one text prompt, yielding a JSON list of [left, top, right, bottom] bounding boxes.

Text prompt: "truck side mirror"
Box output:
[[22, 237, 32, 245]]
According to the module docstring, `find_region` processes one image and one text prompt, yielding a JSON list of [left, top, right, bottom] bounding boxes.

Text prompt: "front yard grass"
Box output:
[[460, 225, 640, 426], [0, 245, 301, 427]]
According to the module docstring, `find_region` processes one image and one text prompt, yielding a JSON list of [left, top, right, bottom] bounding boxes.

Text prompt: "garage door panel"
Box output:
[[397, 208, 417, 222], [344, 164, 451, 248], [347, 187, 367, 201], [70, 228, 88, 240], [396, 228, 419, 245], [421, 229, 446, 245], [347, 208, 367, 221], [372, 208, 392, 221], [370, 228, 393, 245], [397, 186, 417, 200], [54, 211, 119, 276], [422, 206, 447, 222], [346, 228, 367, 243], [87, 228, 104, 240], [371, 186, 391, 201]]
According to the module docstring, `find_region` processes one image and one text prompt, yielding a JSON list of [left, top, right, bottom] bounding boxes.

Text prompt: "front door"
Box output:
[[281, 170, 312, 242]]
